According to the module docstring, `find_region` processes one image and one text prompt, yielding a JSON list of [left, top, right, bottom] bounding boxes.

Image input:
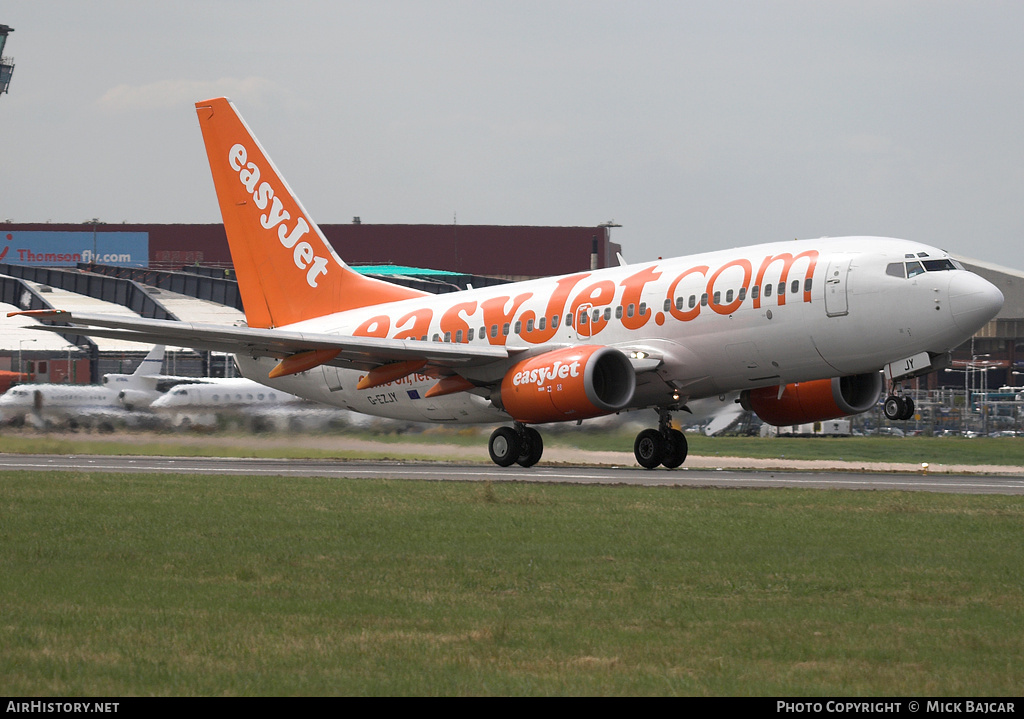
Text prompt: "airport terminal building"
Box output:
[[1, 222, 621, 279], [0, 222, 620, 384]]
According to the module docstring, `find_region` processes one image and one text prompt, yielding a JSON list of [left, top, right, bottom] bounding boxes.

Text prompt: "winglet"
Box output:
[[194, 97, 426, 329], [7, 309, 68, 319]]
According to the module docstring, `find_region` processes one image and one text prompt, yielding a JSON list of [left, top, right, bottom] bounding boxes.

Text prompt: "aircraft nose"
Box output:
[[948, 272, 1003, 335]]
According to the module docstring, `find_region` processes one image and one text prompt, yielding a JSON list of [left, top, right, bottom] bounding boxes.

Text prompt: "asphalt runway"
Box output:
[[3, 453, 1024, 495]]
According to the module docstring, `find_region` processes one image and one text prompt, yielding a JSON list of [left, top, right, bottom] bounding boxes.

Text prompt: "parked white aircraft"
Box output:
[[148, 377, 360, 431], [12, 98, 1004, 467], [0, 345, 167, 427], [152, 377, 302, 410]]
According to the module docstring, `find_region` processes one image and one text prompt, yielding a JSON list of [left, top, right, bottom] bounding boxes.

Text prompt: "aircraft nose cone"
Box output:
[[949, 272, 1003, 335]]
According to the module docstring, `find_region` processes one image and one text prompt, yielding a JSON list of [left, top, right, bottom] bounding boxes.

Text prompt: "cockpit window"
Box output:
[[922, 259, 958, 272], [888, 257, 962, 279]]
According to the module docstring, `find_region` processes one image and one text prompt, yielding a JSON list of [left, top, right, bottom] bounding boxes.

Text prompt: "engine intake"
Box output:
[[740, 372, 882, 426], [497, 345, 636, 424], [117, 389, 158, 411]]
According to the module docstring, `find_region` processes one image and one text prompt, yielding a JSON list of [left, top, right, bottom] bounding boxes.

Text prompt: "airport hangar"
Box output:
[[0, 221, 1020, 394]]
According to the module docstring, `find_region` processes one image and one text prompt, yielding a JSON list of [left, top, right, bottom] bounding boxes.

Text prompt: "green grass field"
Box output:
[[2, 471, 1022, 695]]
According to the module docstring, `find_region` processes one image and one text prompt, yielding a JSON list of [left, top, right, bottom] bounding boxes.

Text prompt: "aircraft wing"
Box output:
[[11, 309, 512, 374]]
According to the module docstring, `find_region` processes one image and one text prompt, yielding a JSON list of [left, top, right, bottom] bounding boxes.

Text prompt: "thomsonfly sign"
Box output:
[[1, 231, 148, 267]]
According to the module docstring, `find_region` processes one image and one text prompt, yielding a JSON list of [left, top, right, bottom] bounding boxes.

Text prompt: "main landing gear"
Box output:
[[487, 410, 690, 470], [488, 423, 544, 468], [633, 408, 688, 470], [883, 382, 915, 421]]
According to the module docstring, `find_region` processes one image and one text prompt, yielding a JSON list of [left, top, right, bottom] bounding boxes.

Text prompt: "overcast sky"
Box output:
[[2, 1, 1022, 267]]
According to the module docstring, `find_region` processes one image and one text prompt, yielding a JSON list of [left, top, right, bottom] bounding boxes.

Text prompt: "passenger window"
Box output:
[[713, 291, 721, 305], [456, 330, 463, 343], [526, 319, 534, 332], [804, 278, 812, 292], [688, 295, 696, 309], [791, 280, 799, 295], [514, 322, 521, 334], [639, 302, 647, 315], [604, 307, 611, 321], [627, 304, 635, 318], [752, 285, 760, 299], [503, 323, 510, 336], [764, 284, 772, 298], [538, 317, 545, 331], [617, 305, 624, 319], [552, 315, 559, 329], [726, 289, 734, 303], [701, 293, 708, 306], [738, 287, 747, 301], [490, 325, 498, 338]]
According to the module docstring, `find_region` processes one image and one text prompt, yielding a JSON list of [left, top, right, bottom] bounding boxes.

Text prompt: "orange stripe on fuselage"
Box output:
[[342, 249, 819, 345]]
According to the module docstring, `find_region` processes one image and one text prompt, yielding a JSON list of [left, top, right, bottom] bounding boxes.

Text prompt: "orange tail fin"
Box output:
[[194, 97, 425, 328]]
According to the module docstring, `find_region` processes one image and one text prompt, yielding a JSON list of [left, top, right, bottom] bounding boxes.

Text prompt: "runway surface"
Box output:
[[3, 453, 1024, 495]]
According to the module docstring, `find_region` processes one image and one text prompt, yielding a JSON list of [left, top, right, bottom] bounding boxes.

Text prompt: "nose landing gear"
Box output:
[[883, 382, 915, 421], [634, 408, 688, 469]]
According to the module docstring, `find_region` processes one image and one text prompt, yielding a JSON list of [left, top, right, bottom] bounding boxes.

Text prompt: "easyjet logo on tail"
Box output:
[[228, 143, 329, 288]]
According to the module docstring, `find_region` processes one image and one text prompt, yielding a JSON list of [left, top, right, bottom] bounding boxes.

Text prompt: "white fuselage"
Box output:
[[234, 237, 1002, 424], [150, 378, 303, 411], [0, 384, 122, 423]]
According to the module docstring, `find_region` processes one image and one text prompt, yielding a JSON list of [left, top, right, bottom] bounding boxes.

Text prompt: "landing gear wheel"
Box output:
[[899, 396, 915, 421], [634, 428, 666, 470], [883, 396, 904, 421], [489, 427, 521, 467], [516, 427, 544, 468], [662, 429, 688, 469]]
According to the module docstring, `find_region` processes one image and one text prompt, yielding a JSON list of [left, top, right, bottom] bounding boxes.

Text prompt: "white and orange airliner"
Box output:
[[13, 98, 1004, 467]]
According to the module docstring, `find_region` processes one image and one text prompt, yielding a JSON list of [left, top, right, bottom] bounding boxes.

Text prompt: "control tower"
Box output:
[[0, 25, 14, 97]]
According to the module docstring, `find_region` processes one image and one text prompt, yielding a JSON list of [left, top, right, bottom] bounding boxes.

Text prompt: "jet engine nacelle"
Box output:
[[739, 372, 882, 426], [118, 389, 158, 411], [496, 345, 636, 424]]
